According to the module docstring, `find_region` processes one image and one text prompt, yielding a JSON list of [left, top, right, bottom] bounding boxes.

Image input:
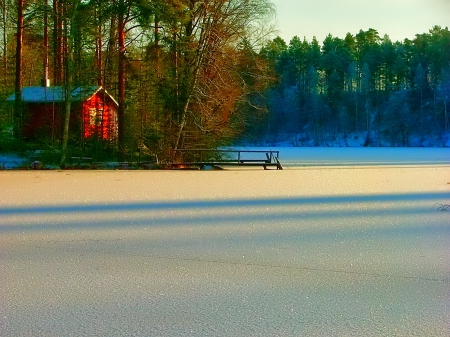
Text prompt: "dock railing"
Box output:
[[172, 149, 282, 170]]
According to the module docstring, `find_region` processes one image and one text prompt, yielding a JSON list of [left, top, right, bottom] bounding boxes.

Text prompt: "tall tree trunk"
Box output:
[[96, 4, 102, 86], [173, 28, 179, 119], [117, 0, 125, 157], [154, 13, 160, 78], [173, 0, 196, 153], [53, 0, 63, 85], [60, 0, 80, 168], [1, 0, 7, 89], [103, 16, 116, 90], [355, 91, 358, 132], [52, 0, 58, 84], [443, 74, 449, 135], [43, 5, 49, 86], [14, 0, 24, 139]]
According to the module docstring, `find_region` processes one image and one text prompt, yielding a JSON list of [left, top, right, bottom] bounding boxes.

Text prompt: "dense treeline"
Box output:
[[249, 27, 450, 146], [0, 0, 274, 164]]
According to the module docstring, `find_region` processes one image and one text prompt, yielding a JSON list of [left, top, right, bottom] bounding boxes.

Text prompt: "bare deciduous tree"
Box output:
[[173, 0, 275, 153]]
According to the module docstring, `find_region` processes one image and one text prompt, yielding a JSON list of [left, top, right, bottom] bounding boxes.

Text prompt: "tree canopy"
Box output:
[[1, 2, 449, 163], [0, 0, 276, 161]]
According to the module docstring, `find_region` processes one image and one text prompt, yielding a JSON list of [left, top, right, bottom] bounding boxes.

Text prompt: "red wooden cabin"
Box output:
[[7, 86, 118, 142]]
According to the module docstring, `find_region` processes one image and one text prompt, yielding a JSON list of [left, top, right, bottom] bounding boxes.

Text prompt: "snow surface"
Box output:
[[0, 149, 449, 336], [0, 153, 26, 169]]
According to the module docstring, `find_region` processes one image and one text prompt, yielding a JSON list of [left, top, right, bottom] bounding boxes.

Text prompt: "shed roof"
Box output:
[[7, 86, 118, 106]]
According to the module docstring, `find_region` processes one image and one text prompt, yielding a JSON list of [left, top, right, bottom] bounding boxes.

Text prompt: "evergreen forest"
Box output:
[[255, 28, 450, 147], [0, 1, 449, 166]]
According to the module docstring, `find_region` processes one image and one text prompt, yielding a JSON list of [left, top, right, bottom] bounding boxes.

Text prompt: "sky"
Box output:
[[270, 0, 450, 44]]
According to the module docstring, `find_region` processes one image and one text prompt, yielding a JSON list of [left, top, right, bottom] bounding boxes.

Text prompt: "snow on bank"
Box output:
[[251, 131, 450, 148], [0, 153, 26, 169], [1, 146, 450, 170]]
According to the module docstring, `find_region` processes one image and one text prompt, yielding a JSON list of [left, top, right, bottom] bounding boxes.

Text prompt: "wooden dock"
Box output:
[[171, 149, 283, 170]]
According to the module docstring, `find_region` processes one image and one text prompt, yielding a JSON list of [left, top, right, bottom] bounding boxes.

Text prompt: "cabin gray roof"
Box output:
[[6, 86, 118, 106]]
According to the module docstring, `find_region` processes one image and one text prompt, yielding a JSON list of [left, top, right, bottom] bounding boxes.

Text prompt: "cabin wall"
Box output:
[[82, 93, 118, 141], [22, 103, 82, 142], [22, 103, 62, 140]]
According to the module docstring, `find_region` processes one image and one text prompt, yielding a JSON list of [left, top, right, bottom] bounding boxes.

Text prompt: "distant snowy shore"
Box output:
[[243, 131, 450, 148]]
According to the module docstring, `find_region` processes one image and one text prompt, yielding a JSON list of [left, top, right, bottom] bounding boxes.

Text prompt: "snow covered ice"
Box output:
[[0, 148, 449, 336]]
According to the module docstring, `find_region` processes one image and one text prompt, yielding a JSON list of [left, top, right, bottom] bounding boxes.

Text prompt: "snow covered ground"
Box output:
[[0, 153, 26, 169], [0, 149, 449, 336]]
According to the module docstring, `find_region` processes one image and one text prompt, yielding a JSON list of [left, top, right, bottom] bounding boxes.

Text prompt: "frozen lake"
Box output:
[[1, 148, 449, 336], [233, 147, 450, 167]]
